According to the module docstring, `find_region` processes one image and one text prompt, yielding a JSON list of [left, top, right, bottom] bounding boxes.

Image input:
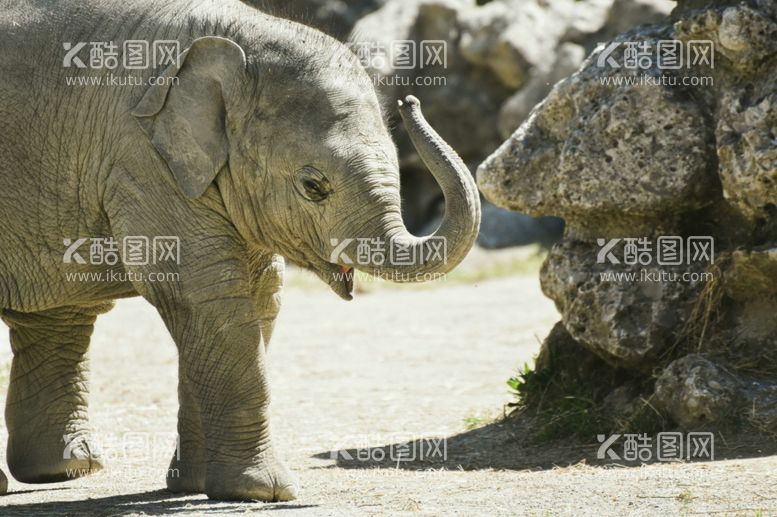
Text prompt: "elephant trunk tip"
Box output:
[[397, 95, 421, 110]]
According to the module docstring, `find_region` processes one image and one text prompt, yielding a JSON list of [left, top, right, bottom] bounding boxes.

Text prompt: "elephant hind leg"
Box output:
[[2, 302, 112, 483]]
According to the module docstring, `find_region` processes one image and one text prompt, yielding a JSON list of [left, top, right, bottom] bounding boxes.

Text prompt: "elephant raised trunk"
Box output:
[[351, 96, 481, 282]]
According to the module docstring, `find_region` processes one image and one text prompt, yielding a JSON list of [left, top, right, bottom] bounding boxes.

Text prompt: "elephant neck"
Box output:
[[215, 164, 271, 251]]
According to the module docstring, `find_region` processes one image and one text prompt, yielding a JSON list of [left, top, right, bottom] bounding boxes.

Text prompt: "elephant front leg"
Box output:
[[160, 293, 296, 501], [2, 303, 111, 483], [104, 178, 294, 500], [168, 252, 284, 495]]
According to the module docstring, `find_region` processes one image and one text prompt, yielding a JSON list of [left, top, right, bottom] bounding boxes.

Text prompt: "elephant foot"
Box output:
[[7, 432, 104, 483], [166, 454, 205, 494], [0, 468, 7, 494], [205, 458, 298, 502]]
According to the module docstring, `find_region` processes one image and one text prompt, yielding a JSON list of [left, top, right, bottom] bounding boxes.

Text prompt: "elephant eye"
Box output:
[[295, 166, 331, 202]]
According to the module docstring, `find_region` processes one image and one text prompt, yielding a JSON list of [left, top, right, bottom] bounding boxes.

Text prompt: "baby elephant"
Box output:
[[0, 0, 480, 501]]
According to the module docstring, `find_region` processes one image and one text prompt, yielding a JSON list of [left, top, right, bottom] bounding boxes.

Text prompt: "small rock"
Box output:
[[654, 355, 742, 428]]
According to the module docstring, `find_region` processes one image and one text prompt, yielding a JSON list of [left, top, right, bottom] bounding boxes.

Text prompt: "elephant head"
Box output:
[[132, 35, 481, 299]]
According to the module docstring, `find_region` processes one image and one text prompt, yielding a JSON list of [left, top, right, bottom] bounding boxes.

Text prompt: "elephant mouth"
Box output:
[[316, 263, 354, 300], [339, 265, 355, 296], [303, 253, 354, 301], [286, 243, 355, 301]]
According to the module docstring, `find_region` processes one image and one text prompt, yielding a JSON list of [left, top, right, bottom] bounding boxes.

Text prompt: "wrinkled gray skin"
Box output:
[[0, 0, 480, 501]]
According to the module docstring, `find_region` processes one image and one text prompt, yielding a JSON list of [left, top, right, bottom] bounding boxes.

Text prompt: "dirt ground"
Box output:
[[0, 248, 775, 516]]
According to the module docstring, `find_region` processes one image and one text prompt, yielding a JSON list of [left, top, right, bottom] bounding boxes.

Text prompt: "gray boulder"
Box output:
[[479, 0, 777, 431], [479, 25, 718, 239], [654, 355, 742, 428]]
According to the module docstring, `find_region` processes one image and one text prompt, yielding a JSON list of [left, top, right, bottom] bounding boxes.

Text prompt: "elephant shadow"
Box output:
[[0, 489, 318, 516], [313, 418, 777, 471], [312, 418, 585, 471]]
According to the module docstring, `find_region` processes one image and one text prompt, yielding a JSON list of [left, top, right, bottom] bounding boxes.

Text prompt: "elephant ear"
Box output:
[[132, 36, 247, 198]]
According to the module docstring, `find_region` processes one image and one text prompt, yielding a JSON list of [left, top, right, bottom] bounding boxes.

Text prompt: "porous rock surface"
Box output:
[[479, 0, 777, 431]]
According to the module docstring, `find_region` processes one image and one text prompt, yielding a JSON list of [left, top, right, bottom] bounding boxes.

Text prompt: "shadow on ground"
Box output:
[[313, 417, 777, 472], [0, 488, 318, 516]]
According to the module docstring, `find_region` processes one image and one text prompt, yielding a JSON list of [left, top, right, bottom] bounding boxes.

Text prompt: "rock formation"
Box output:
[[479, 0, 777, 433]]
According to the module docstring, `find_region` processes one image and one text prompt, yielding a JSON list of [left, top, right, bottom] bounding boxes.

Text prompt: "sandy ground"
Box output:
[[0, 249, 775, 516]]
